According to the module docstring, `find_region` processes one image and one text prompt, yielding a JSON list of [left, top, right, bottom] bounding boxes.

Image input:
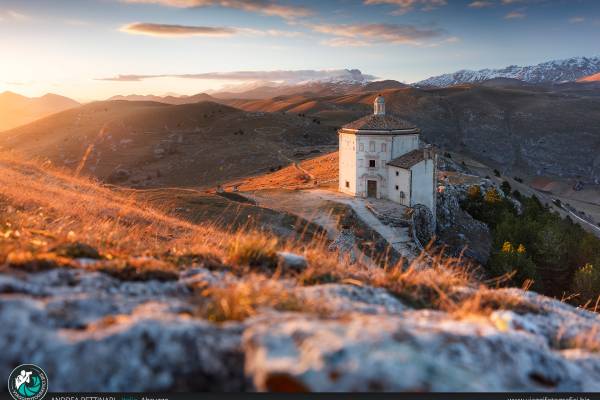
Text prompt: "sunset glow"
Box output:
[[1, 0, 599, 101]]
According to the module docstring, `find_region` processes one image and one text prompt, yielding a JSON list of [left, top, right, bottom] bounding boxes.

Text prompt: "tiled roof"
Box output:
[[342, 114, 417, 131], [387, 149, 425, 169]]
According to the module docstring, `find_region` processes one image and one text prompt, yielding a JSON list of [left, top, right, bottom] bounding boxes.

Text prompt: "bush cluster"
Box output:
[[461, 185, 600, 305]]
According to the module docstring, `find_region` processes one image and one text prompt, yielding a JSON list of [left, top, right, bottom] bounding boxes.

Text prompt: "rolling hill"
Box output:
[[216, 85, 600, 184], [0, 91, 80, 131], [3, 79, 600, 188], [0, 100, 336, 188]]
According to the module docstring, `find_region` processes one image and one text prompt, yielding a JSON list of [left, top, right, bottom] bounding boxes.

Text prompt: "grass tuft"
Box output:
[[227, 234, 278, 271], [195, 275, 329, 322]]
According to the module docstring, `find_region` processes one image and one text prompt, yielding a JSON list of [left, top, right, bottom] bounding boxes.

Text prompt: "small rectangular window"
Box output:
[[369, 142, 375, 152], [345, 181, 350, 188], [359, 143, 364, 151], [369, 160, 376, 168], [395, 171, 399, 176], [381, 143, 387, 152]]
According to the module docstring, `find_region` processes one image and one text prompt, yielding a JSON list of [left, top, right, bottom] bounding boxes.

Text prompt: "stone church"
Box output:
[[338, 95, 437, 214]]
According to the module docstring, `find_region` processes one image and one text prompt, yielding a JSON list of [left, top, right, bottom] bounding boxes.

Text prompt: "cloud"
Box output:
[[120, 22, 236, 37], [120, 0, 312, 19], [568, 16, 585, 24], [504, 10, 525, 19], [310, 23, 445, 47], [468, 1, 494, 8], [1, 10, 30, 21], [238, 28, 303, 38], [119, 22, 302, 38], [96, 69, 376, 83], [363, 0, 447, 15]]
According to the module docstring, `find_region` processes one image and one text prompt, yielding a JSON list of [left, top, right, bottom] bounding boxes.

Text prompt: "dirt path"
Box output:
[[243, 188, 416, 260]]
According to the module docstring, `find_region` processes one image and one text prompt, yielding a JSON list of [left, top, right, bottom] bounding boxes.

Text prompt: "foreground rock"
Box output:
[[244, 309, 600, 392], [1, 268, 599, 392], [0, 269, 245, 391]]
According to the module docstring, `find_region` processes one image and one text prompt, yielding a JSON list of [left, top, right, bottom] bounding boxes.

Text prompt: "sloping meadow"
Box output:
[[0, 152, 599, 392]]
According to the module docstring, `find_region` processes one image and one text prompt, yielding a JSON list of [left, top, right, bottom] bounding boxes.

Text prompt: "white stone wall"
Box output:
[[387, 166, 412, 206], [410, 157, 437, 213], [339, 132, 357, 195], [391, 134, 419, 159], [339, 130, 435, 215], [355, 135, 392, 198]]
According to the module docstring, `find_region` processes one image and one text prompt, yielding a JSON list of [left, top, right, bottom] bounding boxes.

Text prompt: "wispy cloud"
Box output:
[[310, 23, 446, 47], [120, 22, 236, 37], [119, 22, 302, 38], [568, 16, 585, 24], [505, 10, 525, 19], [1, 10, 30, 21], [363, 0, 447, 15], [96, 69, 376, 83], [468, 1, 494, 8], [120, 0, 312, 20]]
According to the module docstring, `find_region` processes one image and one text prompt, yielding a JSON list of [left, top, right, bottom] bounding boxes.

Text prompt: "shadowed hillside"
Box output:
[[222, 85, 600, 184], [0, 100, 336, 188]]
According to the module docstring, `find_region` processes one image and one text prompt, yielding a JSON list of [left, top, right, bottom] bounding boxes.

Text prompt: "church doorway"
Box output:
[[367, 180, 377, 198]]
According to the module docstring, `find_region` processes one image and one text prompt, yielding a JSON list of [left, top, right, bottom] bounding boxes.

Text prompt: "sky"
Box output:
[[0, 0, 599, 101]]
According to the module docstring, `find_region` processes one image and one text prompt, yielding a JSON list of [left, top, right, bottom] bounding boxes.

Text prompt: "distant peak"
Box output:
[[418, 55, 600, 87]]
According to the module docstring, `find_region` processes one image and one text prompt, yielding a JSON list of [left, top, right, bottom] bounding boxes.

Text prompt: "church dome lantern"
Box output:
[[374, 94, 385, 115]]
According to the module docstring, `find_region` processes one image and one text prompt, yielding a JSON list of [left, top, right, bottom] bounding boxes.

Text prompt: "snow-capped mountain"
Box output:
[[417, 56, 600, 87]]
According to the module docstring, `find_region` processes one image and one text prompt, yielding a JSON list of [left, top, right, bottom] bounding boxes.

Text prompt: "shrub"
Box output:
[[488, 241, 538, 287], [484, 188, 503, 204], [467, 185, 482, 200], [572, 263, 600, 306], [500, 181, 512, 196]]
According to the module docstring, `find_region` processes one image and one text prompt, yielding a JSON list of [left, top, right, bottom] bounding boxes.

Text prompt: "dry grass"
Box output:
[[194, 275, 330, 322], [230, 151, 338, 191], [0, 152, 552, 322], [227, 234, 278, 271], [450, 287, 542, 319]]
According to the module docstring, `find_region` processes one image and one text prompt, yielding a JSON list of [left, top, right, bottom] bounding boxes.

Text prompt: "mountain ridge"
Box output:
[[0, 91, 80, 132], [417, 56, 600, 87]]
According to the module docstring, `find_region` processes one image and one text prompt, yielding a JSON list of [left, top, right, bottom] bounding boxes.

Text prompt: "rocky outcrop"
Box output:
[[411, 204, 435, 248], [244, 305, 600, 392], [0, 269, 245, 391], [1, 265, 599, 392], [436, 183, 492, 264]]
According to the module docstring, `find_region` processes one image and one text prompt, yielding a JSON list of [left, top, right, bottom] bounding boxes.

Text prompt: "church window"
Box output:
[[359, 143, 364, 151], [381, 143, 387, 152], [369, 160, 376, 168], [369, 142, 375, 152], [395, 185, 399, 190], [345, 181, 350, 188], [396, 171, 399, 176]]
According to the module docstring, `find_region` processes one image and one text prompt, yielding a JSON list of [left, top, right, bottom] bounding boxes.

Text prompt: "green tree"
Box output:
[[500, 181, 512, 195], [489, 241, 538, 287], [572, 263, 600, 305]]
